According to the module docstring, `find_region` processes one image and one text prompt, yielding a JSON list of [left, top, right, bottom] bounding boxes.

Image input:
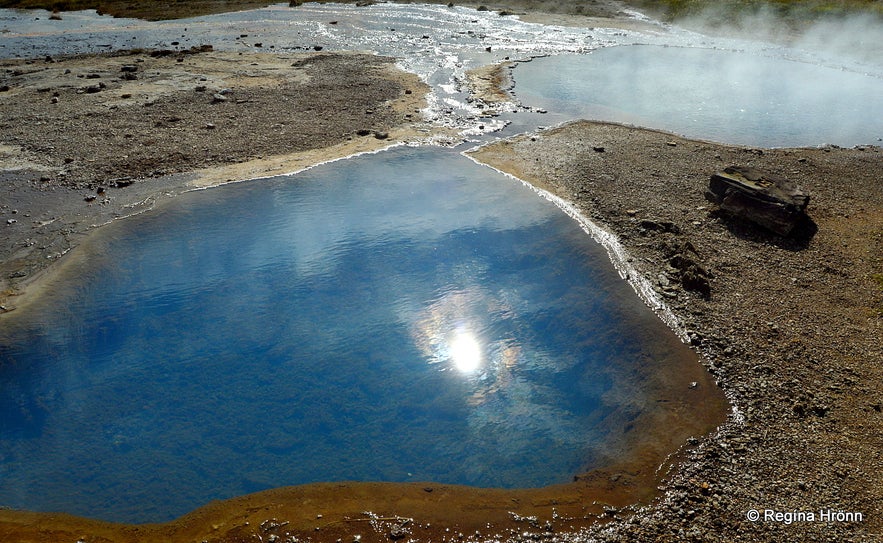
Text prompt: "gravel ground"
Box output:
[[1, 2, 882, 542], [0, 48, 431, 310], [470, 120, 883, 542]]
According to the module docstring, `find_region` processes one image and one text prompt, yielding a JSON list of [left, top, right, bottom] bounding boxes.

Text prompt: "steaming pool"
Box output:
[[2, 2, 881, 526], [0, 146, 721, 522], [514, 45, 883, 148]]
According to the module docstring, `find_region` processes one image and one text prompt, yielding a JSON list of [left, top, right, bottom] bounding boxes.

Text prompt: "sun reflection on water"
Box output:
[[408, 287, 525, 406], [409, 288, 496, 378], [449, 331, 482, 373]]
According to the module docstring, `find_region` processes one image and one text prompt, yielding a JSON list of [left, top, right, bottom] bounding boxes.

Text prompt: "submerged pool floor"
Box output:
[[0, 146, 716, 523]]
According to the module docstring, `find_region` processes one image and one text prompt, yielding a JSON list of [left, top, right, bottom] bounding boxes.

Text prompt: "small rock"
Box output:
[[668, 241, 711, 298], [373, 131, 389, 140], [120, 65, 138, 72], [212, 93, 228, 103], [389, 524, 408, 540], [6, 219, 17, 225], [640, 219, 681, 234]]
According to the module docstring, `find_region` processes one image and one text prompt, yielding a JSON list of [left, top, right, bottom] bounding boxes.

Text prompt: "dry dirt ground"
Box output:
[[0, 48, 434, 310], [1, 2, 882, 543], [470, 121, 883, 542]]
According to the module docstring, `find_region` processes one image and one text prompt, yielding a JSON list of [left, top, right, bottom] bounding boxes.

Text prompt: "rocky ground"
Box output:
[[0, 0, 634, 22], [0, 48, 432, 310], [470, 121, 883, 542], [1, 1, 882, 542]]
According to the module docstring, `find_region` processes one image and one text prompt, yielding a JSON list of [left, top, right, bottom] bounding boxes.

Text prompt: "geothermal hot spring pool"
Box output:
[[514, 45, 883, 148], [1, 3, 882, 526], [0, 146, 720, 523]]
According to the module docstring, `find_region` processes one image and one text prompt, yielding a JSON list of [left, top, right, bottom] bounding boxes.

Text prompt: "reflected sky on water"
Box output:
[[2, 1, 873, 524], [0, 146, 693, 522]]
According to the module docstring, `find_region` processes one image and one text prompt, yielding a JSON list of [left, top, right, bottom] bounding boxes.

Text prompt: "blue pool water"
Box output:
[[0, 147, 701, 523], [514, 45, 883, 147]]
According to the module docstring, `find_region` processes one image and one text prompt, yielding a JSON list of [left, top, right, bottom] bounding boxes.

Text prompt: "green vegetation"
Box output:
[[627, 0, 883, 24]]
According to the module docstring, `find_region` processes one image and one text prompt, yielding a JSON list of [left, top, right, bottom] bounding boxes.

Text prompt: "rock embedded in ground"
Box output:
[[707, 165, 811, 236]]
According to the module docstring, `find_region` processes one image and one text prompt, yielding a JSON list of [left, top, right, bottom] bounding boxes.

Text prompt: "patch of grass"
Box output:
[[627, 0, 883, 22]]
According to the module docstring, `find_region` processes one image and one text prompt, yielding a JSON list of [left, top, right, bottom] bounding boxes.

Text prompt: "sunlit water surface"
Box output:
[[0, 147, 702, 522], [8, 2, 874, 526], [514, 45, 883, 147]]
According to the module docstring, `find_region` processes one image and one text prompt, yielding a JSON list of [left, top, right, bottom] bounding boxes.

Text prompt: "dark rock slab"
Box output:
[[666, 240, 712, 298], [707, 166, 810, 236]]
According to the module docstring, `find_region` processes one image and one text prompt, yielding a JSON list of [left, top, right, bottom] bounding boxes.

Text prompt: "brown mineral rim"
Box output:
[[0, 357, 726, 543], [5, 0, 878, 542]]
